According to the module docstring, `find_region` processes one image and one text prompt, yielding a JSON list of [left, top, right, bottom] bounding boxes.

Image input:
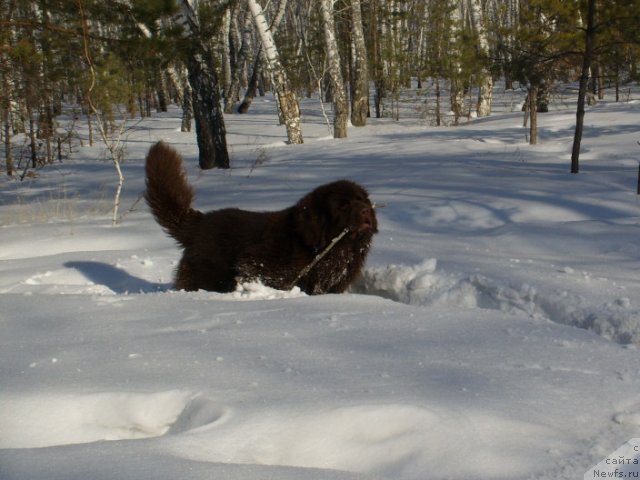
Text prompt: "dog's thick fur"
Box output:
[[145, 142, 377, 294]]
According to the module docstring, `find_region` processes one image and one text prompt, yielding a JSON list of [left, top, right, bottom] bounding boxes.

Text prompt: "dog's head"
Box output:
[[295, 180, 378, 249]]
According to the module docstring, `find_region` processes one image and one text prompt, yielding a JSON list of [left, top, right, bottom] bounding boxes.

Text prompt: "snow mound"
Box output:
[[0, 391, 224, 448], [230, 281, 306, 300], [357, 260, 640, 344], [352, 259, 443, 305], [173, 403, 565, 479]]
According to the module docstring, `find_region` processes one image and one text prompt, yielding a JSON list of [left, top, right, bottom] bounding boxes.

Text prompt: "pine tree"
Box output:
[[176, 0, 230, 169], [571, 0, 596, 173], [504, 0, 582, 144]]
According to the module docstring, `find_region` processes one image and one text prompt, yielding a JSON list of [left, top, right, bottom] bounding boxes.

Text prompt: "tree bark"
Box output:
[[529, 85, 538, 145], [349, 0, 368, 127], [2, 77, 13, 176], [470, 0, 493, 117], [177, 0, 230, 169], [371, 1, 384, 118], [186, 51, 229, 169], [449, 2, 464, 125], [571, 0, 596, 174], [225, 7, 252, 113], [221, 7, 232, 98], [238, 0, 287, 115], [181, 78, 192, 133], [320, 0, 348, 138], [1, 0, 16, 176], [27, 103, 38, 168], [237, 50, 262, 114], [247, 0, 303, 144]]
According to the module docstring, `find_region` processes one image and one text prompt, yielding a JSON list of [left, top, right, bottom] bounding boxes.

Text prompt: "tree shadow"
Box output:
[[64, 261, 171, 294]]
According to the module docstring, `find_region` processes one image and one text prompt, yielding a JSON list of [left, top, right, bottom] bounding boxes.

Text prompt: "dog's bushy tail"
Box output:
[[145, 142, 199, 247]]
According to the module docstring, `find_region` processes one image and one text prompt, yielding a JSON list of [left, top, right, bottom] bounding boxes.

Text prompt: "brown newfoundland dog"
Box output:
[[145, 142, 377, 294]]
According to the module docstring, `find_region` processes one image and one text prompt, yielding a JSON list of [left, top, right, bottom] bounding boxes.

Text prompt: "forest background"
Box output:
[[1, 0, 640, 182]]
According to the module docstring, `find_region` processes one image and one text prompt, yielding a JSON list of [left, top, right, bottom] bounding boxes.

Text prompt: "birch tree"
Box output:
[[449, 1, 464, 125], [320, 0, 348, 138], [239, 0, 289, 115], [350, 0, 369, 127], [221, 7, 233, 97], [370, 1, 384, 118], [469, 0, 493, 117], [247, 0, 303, 144], [78, 0, 126, 226], [224, 6, 252, 113], [1, 0, 16, 176]]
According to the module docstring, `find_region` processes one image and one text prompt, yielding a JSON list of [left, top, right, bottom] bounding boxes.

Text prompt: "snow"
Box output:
[[2, 88, 640, 480]]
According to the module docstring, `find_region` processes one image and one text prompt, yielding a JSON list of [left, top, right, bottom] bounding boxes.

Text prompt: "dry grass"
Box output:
[[0, 184, 111, 225]]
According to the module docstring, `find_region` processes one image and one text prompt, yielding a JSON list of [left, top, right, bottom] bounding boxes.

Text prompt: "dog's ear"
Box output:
[[294, 197, 330, 249]]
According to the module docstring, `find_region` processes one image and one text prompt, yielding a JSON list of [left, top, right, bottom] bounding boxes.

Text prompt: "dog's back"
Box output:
[[174, 207, 281, 291]]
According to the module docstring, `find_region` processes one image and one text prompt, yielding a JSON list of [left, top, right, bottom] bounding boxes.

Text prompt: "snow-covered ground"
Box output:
[[1, 86, 640, 480]]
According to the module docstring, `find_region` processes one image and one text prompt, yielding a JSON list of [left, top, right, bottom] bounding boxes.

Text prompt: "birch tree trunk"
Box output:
[[449, 2, 464, 125], [226, 10, 253, 113], [2, 74, 12, 176], [238, 50, 263, 114], [181, 77, 193, 133], [221, 7, 232, 98], [177, 0, 230, 169], [320, 0, 348, 138], [1, 0, 16, 176], [469, 0, 493, 117], [528, 86, 538, 145], [350, 0, 368, 127], [165, 64, 192, 131], [371, 1, 384, 118], [247, 0, 303, 144]]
